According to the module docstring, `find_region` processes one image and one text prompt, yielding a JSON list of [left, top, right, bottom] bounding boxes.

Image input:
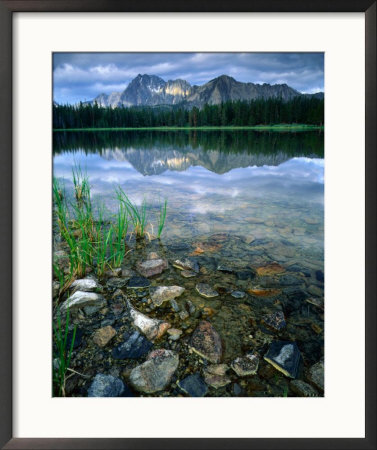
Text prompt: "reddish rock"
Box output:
[[136, 259, 168, 278], [190, 321, 222, 363]]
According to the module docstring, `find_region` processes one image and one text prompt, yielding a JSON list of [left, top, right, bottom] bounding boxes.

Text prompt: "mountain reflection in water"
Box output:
[[53, 130, 324, 255]]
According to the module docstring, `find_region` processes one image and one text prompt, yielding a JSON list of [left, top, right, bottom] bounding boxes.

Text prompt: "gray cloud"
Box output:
[[53, 52, 324, 104]]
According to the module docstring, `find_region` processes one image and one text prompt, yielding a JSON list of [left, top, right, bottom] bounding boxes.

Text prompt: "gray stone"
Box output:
[[136, 258, 168, 278], [264, 341, 301, 379], [196, 283, 219, 298], [71, 278, 100, 292], [204, 373, 231, 389], [112, 330, 153, 359], [231, 353, 259, 376], [179, 310, 189, 321], [127, 276, 151, 289], [106, 277, 128, 291], [181, 270, 197, 278], [150, 286, 185, 307], [60, 291, 106, 314], [307, 361, 324, 391], [231, 290, 246, 299], [291, 379, 319, 397], [217, 265, 233, 274], [129, 349, 179, 393], [178, 373, 208, 397], [170, 299, 180, 312], [87, 374, 125, 397], [262, 311, 286, 331], [167, 328, 183, 341], [173, 258, 199, 273], [186, 300, 196, 315]]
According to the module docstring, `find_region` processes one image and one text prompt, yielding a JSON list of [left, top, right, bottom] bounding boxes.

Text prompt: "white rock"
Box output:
[[126, 300, 170, 341], [60, 291, 106, 314], [150, 286, 185, 306], [71, 278, 100, 292]]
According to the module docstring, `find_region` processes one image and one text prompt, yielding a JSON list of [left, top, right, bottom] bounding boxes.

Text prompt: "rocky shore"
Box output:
[[53, 232, 324, 397]]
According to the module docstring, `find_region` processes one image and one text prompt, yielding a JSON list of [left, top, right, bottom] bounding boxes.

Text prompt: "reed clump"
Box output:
[[53, 167, 168, 286]]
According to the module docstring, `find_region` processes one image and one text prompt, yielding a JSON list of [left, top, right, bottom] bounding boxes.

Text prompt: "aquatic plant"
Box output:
[[111, 204, 129, 267], [116, 187, 148, 239], [53, 308, 77, 397], [157, 199, 168, 239]]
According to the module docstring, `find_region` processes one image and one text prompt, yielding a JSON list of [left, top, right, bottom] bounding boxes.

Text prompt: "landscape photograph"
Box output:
[[52, 52, 324, 398]]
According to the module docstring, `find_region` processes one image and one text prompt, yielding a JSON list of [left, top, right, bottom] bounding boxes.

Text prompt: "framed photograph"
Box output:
[[1, 1, 375, 449]]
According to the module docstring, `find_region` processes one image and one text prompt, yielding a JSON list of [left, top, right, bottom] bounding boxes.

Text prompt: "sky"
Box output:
[[53, 52, 324, 105]]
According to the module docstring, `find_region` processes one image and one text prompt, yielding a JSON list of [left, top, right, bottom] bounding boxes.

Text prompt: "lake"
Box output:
[[53, 129, 324, 397]]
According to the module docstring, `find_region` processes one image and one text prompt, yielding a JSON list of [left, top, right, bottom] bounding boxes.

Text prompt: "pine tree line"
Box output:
[[53, 97, 324, 129]]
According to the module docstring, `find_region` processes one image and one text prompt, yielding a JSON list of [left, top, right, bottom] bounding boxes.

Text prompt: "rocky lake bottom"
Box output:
[[53, 130, 324, 397]]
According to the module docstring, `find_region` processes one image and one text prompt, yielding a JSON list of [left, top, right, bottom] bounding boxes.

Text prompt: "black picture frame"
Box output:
[[0, 1, 375, 449]]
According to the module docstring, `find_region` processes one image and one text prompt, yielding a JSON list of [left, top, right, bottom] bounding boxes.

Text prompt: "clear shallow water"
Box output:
[[53, 130, 324, 396], [53, 130, 324, 261]]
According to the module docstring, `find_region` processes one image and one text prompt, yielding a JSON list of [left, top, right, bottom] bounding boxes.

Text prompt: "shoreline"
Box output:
[[53, 125, 324, 132]]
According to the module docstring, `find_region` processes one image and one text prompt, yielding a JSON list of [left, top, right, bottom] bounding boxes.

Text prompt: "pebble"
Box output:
[[204, 373, 231, 389], [127, 299, 171, 341], [127, 276, 151, 289], [169, 299, 180, 312], [262, 311, 286, 331], [167, 328, 183, 341], [307, 361, 324, 391], [290, 379, 319, 397], [87, 374, 125, 397], [190, 321, 222, 363], [231, 353, 259, 376], [112, 330, 153, 359], [150, 286, 185, 307], [178, 373, 208, 397], [264, 341, 301, 379], [129, 349, 179, 394], [181, 270, 197, 278], [93, 326, 116, 347], [173, 258, 199, 273], [231, 290, 246, 299], [60, 291, 106, 314], [217, 265, 233, 274], [196, 283, 219, 298], [136, 258, 168, 278], [71, 278, 100, 292], [179, 310, 189, 321]]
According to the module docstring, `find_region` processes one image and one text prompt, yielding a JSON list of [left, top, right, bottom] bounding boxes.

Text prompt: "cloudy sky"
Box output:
[[53, 52, 324, 105]]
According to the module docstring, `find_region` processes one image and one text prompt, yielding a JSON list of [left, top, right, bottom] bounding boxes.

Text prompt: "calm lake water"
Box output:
[[53, 130, 324, 396]]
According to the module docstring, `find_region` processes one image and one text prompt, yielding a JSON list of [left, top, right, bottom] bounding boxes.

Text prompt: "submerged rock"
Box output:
[[106, 277, 128, 291], [129, 349, 179, 393], [306, 297, 324, 310], [181, 270, 197, 278], [173, 258, 199, 273], [136, 258, 168, 278], [256, 263, 285, 276], [231, 353, 259, 376], [87, 374, 125, 397], [112, 330, 153, 359], [150, 286, 185, 307], [169, 299, 180, 312], [60, 291, 106, 314], [264, 341, 301, 379], [190, 321, 222, 363], [217, 265, 233, 274], [307, 361, 324, 391], [204, 373, 231, 389], [93, 326, 116, 347], [291, 379, 319, 397], [178, 373, 208, 397], [127, 300, 170, 341], [236, 270, 256, 280], [262, 311, 286, 331], [71, 278, 100, 292], [167, 328, 183, 341], [196, 283, 219, 298], [205, 364, 229, 376], [231, 290, 246, 299], [127, 276, 151, 289]]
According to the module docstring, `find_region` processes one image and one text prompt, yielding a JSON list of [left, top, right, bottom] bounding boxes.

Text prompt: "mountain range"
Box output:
[[90, 74, 323, 109]]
